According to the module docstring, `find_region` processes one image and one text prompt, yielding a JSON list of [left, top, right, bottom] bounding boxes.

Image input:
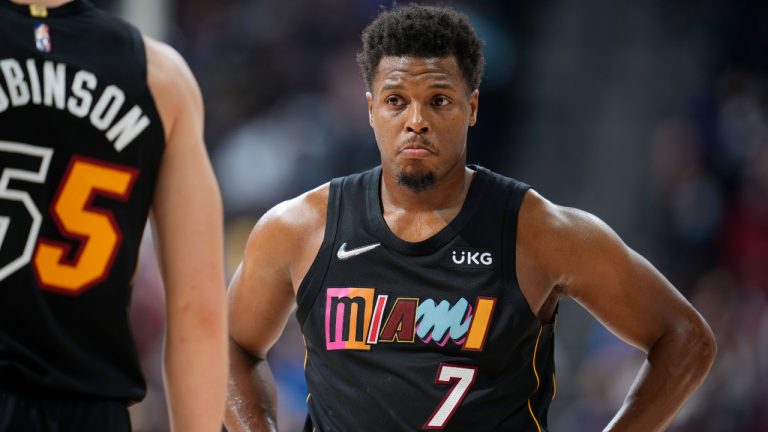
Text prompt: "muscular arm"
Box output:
[[517, 191, 716, 432], [145, 37, 228, 432], [225, 186, 328, 432]]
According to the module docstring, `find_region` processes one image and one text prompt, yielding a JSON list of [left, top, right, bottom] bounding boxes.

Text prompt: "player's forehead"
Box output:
[[372, 56, 465, 93]]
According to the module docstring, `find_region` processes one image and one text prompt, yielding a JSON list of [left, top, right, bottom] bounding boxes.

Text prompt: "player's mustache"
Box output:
[[400, 136, 437, 153]]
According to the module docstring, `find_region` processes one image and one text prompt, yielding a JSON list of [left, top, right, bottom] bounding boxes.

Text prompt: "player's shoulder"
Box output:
[[521, 190, 599, 228], [143, 36, 198, 96], [143, 37, 189, 79], [519, 189, 618, 252], [142, 36, 201, 137], [248, 183, 331, 246]]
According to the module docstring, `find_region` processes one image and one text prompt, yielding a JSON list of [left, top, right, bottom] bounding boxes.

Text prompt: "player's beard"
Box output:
[[395, 136, 438, 192], [397, 169, 436, 192]]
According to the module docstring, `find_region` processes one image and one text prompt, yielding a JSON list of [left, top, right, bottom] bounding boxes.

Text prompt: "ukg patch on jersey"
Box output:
[[325, 288, 496, 352], [449, 248, 495, 268], [34, 23, 51, 53]]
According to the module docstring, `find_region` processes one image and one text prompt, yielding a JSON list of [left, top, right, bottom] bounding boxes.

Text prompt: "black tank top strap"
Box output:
[[126, 22, 147, 85], [499, 173, 531, 291], [296, 177, 344, 327]]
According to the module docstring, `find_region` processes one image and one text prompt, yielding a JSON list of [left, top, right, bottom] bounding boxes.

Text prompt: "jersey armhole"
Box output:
[[502, 180, 535, 316], [126, 25, 147, 85], [295, 177, 344, 327]]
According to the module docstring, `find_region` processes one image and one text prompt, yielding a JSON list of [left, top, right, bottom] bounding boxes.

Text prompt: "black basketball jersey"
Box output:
[[0, 0, 164, 402], [297, 166, 556, 431]]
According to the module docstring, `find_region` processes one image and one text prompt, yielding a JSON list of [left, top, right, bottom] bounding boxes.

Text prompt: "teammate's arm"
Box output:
[[517, 191, 716, 432], [145, 37, 228, 432], [225, 186, 329, 432]]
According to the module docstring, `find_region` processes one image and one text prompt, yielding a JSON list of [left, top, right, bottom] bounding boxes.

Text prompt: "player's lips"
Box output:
[[398, 138, 436, 158], [400, 146, 434, 157]]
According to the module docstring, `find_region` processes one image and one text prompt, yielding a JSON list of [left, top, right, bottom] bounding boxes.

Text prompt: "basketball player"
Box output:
[[0, 0, 227, 431], [226, 4, 715, 431]]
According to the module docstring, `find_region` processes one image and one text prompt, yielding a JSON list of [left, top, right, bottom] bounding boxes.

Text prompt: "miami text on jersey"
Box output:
[[325, 288, 496, 352], [0, 58, 150, 152]]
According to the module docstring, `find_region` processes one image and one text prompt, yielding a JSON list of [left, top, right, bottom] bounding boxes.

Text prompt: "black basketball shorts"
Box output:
[[0, 391, 131, 432]]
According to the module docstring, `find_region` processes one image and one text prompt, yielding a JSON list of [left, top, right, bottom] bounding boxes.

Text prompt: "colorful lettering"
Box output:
[[463, 297, 496, 351], [325, 288, 375, 350], [324, 289, 497, 352], [416, 298, 472, 346], [367, 294, 389, 344], [379, 298, 418, 343]]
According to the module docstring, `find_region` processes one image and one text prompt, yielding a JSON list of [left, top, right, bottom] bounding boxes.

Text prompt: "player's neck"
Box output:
[[381, 163, 474, 213], [9, 0, 73, 7]]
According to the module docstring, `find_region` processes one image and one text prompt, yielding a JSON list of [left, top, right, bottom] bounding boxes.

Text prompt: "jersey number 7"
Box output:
[[423, 363, 478, 430]]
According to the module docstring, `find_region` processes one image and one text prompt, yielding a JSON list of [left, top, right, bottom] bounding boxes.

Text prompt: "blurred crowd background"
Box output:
[[94, 0, 768, 430]]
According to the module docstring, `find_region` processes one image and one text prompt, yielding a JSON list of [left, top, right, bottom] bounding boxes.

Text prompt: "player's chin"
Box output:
[[397, 161, 433, 177], [396, 162, 437, 186]]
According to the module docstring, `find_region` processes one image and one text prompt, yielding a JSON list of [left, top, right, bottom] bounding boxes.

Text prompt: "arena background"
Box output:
[[93, 0, 767, 430]]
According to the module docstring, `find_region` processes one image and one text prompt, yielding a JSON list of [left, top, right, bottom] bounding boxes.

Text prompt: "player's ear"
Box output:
[[468, 90, 479, 127], [366, 92, 374, 127]]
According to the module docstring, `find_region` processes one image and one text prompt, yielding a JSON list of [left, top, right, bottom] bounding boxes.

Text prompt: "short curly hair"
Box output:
[[357, 4, 485, 93]]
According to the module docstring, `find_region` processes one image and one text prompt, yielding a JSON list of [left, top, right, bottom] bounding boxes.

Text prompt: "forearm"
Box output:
[[604, 317, 716, 431], [225, 341, 279, 432], [164, 302, 228, 432]]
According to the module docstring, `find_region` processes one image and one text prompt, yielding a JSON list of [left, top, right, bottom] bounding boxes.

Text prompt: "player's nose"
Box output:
[[405, 103, 429, 134]]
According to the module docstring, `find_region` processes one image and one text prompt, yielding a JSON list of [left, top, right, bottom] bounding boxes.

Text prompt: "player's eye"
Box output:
[[385, 95, 403, 106], [432, 96, 451, 107]]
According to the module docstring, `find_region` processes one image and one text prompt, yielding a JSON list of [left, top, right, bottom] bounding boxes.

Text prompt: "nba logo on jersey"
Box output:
[[34, 23, 51, 53]]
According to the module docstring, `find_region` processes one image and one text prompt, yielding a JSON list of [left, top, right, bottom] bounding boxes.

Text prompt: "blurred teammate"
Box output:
[[0, 0, 227, 430], [226, 4, 715, 431]]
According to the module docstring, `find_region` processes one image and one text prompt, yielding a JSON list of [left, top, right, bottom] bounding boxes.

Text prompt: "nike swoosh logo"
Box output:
[[337, 242, 381, 260]]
